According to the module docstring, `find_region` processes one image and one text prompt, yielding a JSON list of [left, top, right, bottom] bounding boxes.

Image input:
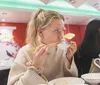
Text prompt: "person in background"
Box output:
[[7, 9, 78, 85], [74, 19, 100, 77]]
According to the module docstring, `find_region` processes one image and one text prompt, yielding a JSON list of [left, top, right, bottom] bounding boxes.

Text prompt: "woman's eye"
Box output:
[[54, 29, 59, 33]]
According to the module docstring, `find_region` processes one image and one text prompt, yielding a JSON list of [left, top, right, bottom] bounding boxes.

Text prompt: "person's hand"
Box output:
[[66, 41, 77, 62], [27, 44, 47, 69]]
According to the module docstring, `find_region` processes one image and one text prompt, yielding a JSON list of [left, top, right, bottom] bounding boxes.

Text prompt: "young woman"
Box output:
[[7, 9, 78, 85], [74, 19, 100, 77]]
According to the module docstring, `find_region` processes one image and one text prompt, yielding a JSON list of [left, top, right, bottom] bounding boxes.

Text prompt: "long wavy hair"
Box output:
[[80, 19, 100, 57]]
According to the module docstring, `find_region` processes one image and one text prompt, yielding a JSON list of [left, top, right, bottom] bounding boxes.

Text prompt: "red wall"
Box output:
[[64, 25, 81, 45], [0, 22, 86, 47], [0, 22, 27, 47]]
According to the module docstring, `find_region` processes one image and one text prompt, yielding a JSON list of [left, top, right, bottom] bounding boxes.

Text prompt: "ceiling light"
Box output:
[[2, 19, 5, 22]]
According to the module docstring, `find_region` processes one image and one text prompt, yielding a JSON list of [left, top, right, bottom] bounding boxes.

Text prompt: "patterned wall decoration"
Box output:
[[0, 26, 20, 70]]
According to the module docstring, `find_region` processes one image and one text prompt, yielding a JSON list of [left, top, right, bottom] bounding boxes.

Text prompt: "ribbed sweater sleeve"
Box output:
[[7, 47, 46, 85]]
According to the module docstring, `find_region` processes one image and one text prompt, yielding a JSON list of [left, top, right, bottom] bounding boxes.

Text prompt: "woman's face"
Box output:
[[39, 19, 65, 44]]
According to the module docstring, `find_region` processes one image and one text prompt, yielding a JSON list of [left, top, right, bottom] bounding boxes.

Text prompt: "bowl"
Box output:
[[81, 73, 100, 85], [48, 77, 85, 85]]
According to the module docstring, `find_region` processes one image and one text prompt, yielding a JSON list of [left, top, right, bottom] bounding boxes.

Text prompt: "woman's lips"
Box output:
[[46, 42, 61, 47]]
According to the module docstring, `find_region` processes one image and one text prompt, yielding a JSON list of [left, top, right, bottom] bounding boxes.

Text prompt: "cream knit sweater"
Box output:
[[7, 43, 78, 85]]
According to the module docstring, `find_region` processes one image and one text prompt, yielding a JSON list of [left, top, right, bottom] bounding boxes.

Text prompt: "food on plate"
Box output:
[[53, 80, 68, 85], [48, 77, 85, 85]]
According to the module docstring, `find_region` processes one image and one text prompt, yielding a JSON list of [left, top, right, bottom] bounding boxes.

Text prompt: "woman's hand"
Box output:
[[27, 44, 47, 69], [66, 41, 77, 62]]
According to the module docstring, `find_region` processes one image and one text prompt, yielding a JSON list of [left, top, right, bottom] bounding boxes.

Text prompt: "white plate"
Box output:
[[48, 77, 85, 85], [81, 73, 100, 85]]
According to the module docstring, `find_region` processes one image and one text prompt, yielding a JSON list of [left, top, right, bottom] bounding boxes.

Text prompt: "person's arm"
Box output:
[[63, 56, 78, 77], [7, 48, 47, 85], [62, 41, 78, 77], [74, 48, 82, 77], [89, 58, 100, 73]]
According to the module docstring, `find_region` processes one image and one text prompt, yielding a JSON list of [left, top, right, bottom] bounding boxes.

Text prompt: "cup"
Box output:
[[89, 58, 100, 73], [94, 58, 100, 68]]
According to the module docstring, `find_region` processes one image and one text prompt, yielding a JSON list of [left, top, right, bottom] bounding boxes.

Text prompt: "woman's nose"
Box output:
[[58, 32, 64, 40]]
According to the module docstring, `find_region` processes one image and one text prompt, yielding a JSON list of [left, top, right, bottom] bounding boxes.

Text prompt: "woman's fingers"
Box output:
[[40, 50, 47, 62], [34, 44, 45, 53], [67, 47, 72, 55], [36, 45, 47, 57], [32, 45, 48, 68], [26, 60, 32, 67], [66, 47, 74, 62], [66, 41, 77, 61], [68, 41, 77, 53]]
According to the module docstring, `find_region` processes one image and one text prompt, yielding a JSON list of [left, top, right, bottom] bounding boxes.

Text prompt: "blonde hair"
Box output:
[[26, 9, 64, 47]]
